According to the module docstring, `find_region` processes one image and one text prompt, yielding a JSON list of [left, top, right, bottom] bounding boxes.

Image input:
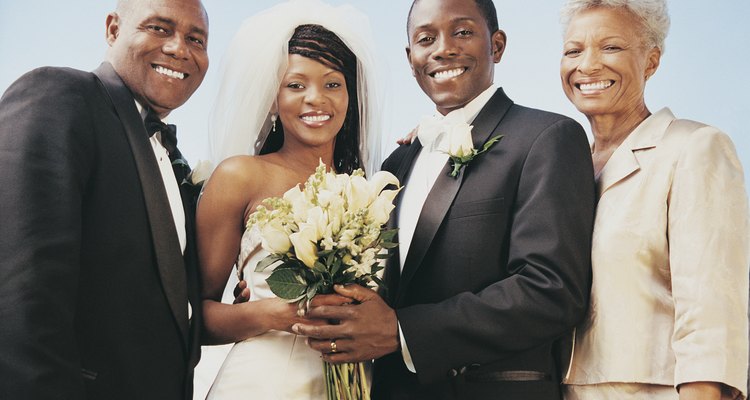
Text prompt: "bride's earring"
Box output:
[[271, 114, 278, 133]]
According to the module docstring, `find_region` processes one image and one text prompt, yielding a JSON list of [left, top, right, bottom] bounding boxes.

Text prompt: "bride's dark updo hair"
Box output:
[[260, 24, 362, 175]]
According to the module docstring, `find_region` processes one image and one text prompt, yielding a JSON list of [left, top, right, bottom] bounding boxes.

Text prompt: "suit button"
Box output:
[[458, 366, 467, 374], [447, 368, 459, 377], [469, 363, 481, 370]]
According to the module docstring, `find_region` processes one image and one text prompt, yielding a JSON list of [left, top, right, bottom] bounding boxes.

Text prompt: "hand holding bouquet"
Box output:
[[247, 161, 401, 399]]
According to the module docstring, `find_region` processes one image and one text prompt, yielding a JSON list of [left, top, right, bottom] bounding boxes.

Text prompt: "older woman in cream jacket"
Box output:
[[559, 1, 749, 399]]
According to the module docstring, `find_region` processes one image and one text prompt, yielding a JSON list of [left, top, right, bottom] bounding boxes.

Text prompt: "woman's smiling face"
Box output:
[[560, 6, 661, 119], [276, 54, 349, 150]]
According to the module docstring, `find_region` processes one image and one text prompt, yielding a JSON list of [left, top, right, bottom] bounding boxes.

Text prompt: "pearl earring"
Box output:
[[271, 114, 278, 133]]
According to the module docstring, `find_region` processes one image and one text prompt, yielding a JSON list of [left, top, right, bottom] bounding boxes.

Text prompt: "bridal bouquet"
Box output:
[[247, 161, 400, 400]]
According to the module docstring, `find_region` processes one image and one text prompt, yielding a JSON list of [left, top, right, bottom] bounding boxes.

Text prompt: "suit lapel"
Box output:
[[395, 89, 513, 305], [596, 108, 673, 197], [93, 62, 189, 349]]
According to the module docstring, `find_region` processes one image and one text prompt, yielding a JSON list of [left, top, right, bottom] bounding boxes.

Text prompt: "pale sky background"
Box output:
[[1, 0, 748, 188], [1, 1, 748, 396]]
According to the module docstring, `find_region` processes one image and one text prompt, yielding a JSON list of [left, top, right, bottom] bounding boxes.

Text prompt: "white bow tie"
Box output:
[[417, 110, 467, 153]]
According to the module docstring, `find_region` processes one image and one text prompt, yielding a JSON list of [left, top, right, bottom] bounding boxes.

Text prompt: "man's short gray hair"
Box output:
[[561, 0, 670, 51]]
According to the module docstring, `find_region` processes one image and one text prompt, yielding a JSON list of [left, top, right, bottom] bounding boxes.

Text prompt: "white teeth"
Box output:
[[301, 114, 331, 123], [154, 65, 185, 80], [579, 80, 612, 92], [433, 68, 465, 79]]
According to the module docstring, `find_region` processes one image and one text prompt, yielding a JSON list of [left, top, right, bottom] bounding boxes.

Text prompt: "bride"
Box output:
[[195, 1, 380, 398]]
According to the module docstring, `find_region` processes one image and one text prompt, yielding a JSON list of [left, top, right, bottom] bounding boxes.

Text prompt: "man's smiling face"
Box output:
[[406, 0, 504, 115], [106, 0, 209, 117]]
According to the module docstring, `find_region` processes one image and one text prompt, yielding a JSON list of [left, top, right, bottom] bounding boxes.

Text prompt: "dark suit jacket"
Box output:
[[0, 63, 202, 400], [372, 89, 595, 400]]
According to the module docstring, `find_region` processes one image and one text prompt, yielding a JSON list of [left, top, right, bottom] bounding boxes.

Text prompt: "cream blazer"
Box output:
[[565, 108, 750, 397]]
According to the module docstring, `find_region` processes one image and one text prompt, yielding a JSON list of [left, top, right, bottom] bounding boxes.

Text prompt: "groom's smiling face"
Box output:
[[406, 0, 505, 116]]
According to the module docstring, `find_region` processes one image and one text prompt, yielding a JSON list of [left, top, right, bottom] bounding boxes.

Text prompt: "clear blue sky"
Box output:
[[1, 0, 748, 186]]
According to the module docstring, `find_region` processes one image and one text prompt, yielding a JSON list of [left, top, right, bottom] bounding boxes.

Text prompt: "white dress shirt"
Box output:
[[396, 84, 497, 372]]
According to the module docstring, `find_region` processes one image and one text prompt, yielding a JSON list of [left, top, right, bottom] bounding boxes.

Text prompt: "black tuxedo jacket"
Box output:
[[0, 63, 202, 400], [373, 89, 595, 400]]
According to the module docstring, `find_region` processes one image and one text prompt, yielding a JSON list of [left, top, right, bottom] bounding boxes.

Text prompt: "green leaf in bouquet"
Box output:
[[370, 274, 386, 289], [329, 257, 343, 277], [375, 253, 392, 259], [306, 284, 319, 301], [254, 253, 285, 272], [380, 241, 399, 249], [313, 260, 329, 274], [265, 268, 308, 300], [340, 270, 357, 284], [378, 228, 398, 242]]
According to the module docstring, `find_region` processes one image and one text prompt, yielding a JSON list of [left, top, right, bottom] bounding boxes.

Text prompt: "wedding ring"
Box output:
[[330, 339, 338, 353]]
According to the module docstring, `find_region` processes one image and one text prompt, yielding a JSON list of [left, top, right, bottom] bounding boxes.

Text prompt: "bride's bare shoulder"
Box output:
[[212, 155, 272, 180], [204, 155, 276, 196]]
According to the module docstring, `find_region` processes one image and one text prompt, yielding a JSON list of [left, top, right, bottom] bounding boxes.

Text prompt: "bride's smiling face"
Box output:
[[276, 54, 349, 149]]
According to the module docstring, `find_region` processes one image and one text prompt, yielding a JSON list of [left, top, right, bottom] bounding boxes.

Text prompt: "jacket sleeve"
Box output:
[[667, 123, 749, 397], [0, 67, 95, 399], [397, 118, 596, 383]]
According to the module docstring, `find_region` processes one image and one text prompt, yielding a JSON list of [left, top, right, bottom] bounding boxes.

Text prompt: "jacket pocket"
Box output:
[[81, 368, 98, 381], [447, 197, 504, 220]]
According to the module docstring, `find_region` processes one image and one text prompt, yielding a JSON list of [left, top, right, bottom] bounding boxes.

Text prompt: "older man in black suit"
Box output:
[[294, 0, 596, 399], [0, 0, 208, 398]]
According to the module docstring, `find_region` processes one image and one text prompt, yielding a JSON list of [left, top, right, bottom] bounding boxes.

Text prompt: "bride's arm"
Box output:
[[196, 157, 302, 345]]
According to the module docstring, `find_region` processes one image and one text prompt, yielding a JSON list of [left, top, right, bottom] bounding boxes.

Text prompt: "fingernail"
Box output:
[[297, 308, 306, 317], [334, 284, 343, 290], [292, 324, 300, 334]]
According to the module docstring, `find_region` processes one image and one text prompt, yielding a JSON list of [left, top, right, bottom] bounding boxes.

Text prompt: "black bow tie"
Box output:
[[143, 109, 178, 155]]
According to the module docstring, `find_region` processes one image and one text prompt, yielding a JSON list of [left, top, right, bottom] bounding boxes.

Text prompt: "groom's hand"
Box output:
[[293, 284, 399, 364]]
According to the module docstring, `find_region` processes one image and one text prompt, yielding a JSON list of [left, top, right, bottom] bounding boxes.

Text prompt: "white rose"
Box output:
[[188, 159, 214, 185], [260, 220, 292, 254], [323, 171, 348, 196], [306, 206, 328, 240], [283, 185, 311, 223], [444, 122, 474, 158], [289, 223, 319, 268]]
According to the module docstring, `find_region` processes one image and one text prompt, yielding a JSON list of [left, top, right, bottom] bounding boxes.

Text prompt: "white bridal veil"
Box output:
[[208, 0, 382, 175]]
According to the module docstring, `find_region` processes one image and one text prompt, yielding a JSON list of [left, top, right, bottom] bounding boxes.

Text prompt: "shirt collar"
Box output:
[[439, 84, 497, 124]]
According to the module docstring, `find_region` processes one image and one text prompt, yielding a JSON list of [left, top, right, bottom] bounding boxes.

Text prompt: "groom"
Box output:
[[294, 0, 596, 398], [0, 0, 208, 399]]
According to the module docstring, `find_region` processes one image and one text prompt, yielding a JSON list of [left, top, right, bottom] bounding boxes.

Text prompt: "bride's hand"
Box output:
[[263, 294, 351, 334]]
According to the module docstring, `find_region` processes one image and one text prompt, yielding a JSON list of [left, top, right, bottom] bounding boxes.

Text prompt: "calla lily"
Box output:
[[347, 175, 372, 211]]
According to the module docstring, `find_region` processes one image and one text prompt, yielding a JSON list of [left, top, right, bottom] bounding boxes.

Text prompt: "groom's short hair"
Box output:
[[406, 0, 499, 37]]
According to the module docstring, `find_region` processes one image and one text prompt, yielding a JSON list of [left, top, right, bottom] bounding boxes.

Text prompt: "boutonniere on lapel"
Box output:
[[441, 121, 503, 178], [185, 159, 213, 187], [175, 158, 213, 200]]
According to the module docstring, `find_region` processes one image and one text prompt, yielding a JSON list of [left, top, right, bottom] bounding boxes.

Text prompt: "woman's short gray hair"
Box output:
[[560, 0, 670, 51]]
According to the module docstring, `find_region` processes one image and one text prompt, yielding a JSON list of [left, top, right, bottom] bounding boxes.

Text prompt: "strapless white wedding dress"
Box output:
[[206, 227, 325, 399]]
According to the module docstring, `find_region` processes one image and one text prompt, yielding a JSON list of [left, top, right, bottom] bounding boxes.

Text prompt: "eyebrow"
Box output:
[[284, 69, 344, 79], [147, 16, 207, 37], [412, 16, 477, 32]]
